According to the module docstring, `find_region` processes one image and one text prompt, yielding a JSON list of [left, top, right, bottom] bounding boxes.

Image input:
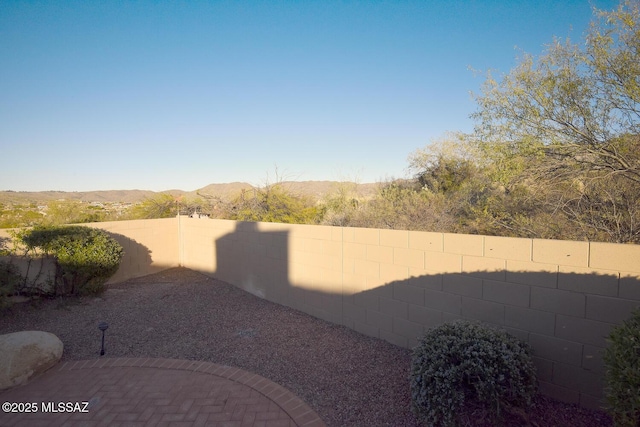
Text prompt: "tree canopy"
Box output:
[[460, 0, 639, 242], [473, 1, 639, 185]]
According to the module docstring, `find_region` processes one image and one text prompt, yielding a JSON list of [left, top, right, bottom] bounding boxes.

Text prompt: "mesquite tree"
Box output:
[[471, 0, 640, 242]]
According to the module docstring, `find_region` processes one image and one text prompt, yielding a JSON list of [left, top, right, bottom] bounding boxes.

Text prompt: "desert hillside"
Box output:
[[0, 181, 379, 204]]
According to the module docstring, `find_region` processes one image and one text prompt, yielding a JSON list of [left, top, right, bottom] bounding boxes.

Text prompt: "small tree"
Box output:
[[17, 225, 124, 296], [471, 0, 640, 242], [408, 132, 484, 194], [226, 184, 319, 224], [127, 194, 179, 219], [318, 181, 364, 227]]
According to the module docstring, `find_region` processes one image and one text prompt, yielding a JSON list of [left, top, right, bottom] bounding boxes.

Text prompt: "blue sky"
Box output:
[[1, 0, 619, 192]]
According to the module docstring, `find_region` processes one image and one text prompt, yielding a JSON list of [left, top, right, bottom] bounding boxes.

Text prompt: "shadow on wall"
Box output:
[[210, 221, 640, 409], [354, 270, 640, 409], [105, 232, 154, 284], [214, 221, 288, 302]]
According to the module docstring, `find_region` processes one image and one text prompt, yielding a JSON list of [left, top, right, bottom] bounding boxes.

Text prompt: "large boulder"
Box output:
[[0, 331, 63, 390]]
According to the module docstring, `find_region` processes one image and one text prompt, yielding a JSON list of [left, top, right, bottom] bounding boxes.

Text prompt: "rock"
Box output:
[[0, 331, 63, 390]]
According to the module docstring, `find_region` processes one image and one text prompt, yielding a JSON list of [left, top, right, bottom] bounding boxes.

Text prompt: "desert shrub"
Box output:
[[226, 184, 320, 224], [18, 225, 123, 296], [604, 308, 640, 427], [410, 320, 537, 427], [0, 259, 23, 308]]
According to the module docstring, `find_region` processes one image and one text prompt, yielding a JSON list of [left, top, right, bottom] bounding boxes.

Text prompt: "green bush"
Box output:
[[604, 308, 640, 427], [18, 225, 123, 296], [0, 259, 23, 308], [410, 320, 537, 427], [227, 184, 320, 224]]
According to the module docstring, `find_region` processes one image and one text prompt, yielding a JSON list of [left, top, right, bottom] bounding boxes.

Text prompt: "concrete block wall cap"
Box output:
[[0, 330, 63, 390]]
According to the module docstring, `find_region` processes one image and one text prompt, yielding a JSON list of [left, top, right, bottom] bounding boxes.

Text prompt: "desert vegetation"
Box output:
[[0, 225, 123, 306], [410, 320, 538, 426], [320, 1, 640, 244]]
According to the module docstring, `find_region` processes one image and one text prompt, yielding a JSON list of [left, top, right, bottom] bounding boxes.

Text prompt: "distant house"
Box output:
[[190, 211, 210, 219]]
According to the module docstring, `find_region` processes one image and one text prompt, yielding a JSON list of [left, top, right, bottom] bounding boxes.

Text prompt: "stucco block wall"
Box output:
[[86, 218, 180, 283], [178, 219, 640, 410], [3, 217, 639, 410]]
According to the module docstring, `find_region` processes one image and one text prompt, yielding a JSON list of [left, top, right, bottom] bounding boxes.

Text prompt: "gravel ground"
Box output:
[[0, 267, 613, 427]]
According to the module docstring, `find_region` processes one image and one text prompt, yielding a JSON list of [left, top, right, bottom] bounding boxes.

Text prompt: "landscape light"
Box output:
[[98, 322, 109, 356]]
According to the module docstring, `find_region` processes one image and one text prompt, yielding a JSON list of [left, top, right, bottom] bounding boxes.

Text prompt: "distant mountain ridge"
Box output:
[[0, 181, 379, 204]]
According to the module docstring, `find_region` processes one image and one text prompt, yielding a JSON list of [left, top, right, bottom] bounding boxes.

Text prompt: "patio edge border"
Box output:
[[56, 357, 327, 427]]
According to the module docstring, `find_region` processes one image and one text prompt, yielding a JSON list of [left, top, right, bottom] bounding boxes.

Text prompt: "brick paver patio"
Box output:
[[0, 358, 326, 427]]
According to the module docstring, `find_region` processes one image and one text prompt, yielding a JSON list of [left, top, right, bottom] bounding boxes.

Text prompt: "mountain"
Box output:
[[190, 182, 255, 200], [0, 181, 380, 204]]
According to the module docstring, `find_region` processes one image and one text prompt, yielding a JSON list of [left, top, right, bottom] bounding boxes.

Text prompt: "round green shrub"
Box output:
[[604, 308, 640, 427], [410, 320, 537, 427], [19, 225, 123, 296]]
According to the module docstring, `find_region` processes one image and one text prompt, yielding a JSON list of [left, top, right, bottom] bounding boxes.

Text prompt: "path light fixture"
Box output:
[[98, 322, 109, 356]]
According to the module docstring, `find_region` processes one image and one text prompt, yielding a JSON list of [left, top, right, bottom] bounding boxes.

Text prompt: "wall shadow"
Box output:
[[105, 232, 154, 284], [347, 269, 640, 410], [209, 222, 640, 409], [214, 221, 289, 303]]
